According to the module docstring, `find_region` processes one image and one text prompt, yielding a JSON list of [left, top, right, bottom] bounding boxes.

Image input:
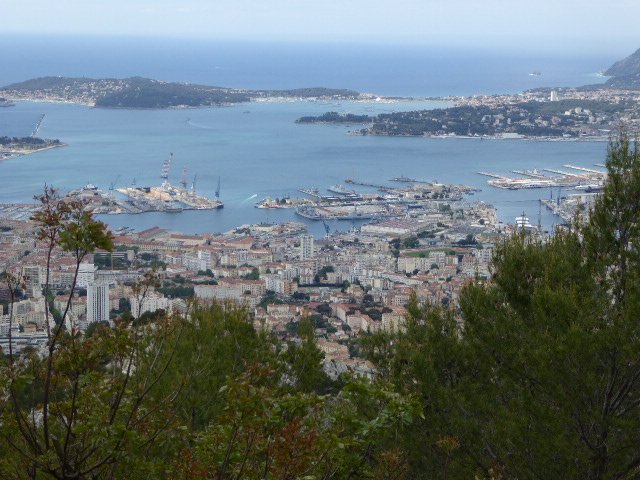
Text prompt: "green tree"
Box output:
[[282, 318, 333, 394], [361, 132, 640, 479], [0, 190, 183, 479], [145, 302, 276, 432]]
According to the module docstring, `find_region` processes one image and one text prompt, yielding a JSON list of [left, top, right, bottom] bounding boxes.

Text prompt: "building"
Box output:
[[87, 283, 110, 323], [77, 263, 97, 288], [300, 235, 314, 260]]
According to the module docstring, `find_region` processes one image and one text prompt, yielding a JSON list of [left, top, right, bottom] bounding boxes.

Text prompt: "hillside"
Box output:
[[605, 48, 640, 76], [0, 76, 361, 108], [604, 48, 640, 88]]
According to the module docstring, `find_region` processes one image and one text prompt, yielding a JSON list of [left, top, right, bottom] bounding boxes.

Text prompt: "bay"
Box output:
[[0, 99, 607, 237]]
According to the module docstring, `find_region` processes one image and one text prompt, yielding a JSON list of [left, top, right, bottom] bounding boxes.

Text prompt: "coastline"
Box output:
[[345, 129, 611, 142], [2, 94, 429, 109], [0, 143, 67, 160]]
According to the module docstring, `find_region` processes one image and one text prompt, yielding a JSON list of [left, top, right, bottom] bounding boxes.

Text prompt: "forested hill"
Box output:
[[0, 76, 361, 108], [604, 47, 640, 88]]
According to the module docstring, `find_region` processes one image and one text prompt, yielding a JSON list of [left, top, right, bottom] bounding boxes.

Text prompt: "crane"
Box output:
[[215, 176, 221, 198], [109, 174, 121, 194], [322, 220, 330, 237], [191, 174, 197, 193]]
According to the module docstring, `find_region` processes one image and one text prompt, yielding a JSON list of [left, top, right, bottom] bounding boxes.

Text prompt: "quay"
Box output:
[[477, 172, 507, 179], [563, 164, 606, 175]]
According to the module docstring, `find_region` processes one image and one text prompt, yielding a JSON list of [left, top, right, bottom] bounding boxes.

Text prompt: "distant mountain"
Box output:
[[604, 48, 640, 89]]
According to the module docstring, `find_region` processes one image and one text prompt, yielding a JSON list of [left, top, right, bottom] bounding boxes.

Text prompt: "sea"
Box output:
[[0, 35, 621, 237]]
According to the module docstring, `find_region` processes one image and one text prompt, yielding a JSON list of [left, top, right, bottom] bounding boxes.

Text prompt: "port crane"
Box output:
[[109, 174, 121, 192], [322, 220, 330, 238], [215, 176, 221, 198]]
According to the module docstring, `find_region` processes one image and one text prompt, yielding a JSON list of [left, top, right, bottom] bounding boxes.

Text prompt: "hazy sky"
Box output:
[[4, 0, 639, 52]]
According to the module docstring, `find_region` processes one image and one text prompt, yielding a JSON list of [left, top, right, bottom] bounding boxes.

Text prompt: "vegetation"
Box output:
[[296, 111, 372, 124], [1, 77, 361, 109], [303, 98, 634, 138], [360, 132, 640, 478], [0, 136, 62, 147]]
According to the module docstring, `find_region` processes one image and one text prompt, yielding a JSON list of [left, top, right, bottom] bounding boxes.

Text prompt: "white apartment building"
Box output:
[[87, 283, 110, 323], [300, 235, 315, 260]]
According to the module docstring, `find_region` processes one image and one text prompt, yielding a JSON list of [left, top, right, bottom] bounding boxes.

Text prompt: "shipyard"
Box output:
[[67, 153, 224, 214]]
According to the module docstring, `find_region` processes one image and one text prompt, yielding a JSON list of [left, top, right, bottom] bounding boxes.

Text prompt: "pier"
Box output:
[[31, 114, 45, 137], [512, 169, 547, 179], [477, 172, 507, 179], [344, 179, 390, 191], [542, 168, 586, 177], [563, 164, 606, 175]]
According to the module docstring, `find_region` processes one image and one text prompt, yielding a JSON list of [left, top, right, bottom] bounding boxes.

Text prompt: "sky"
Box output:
[[3, 0, 640, 53]]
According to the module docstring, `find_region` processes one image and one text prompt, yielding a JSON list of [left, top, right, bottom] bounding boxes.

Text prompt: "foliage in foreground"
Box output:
[[361, 132, 640, 479]]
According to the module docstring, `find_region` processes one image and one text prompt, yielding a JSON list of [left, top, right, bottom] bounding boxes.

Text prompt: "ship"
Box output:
[[390, 176, 418, 183], [0, 99, 15, 108], [515, 212, 538, 231], [295, 205, 374, 221], [529, 71, 542, 77], [327, 184, 358, 196]]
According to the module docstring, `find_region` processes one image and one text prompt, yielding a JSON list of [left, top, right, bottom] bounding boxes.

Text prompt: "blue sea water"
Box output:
[[0, 36, 615, 236]]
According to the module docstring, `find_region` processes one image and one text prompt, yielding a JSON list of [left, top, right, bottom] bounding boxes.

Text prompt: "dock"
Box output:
[[344, 179, 390, 191], [563, 164, 606, 175], [542, 168, 587, 177], [477, 172, 507, 179], [512, 169, 547, 179]]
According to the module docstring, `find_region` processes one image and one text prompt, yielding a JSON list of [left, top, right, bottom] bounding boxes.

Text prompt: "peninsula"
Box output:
[[297, 48, 640, 140], [0, 135, 64, 160], [0, 76, 363, 109]]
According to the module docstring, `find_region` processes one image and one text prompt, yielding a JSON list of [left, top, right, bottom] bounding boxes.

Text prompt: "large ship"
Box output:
[[0, 98, 15, 108], [295, 205, 374, 221], [327, 184, 358, 196]]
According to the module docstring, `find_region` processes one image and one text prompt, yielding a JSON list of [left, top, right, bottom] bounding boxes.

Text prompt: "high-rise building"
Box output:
[[22, 265, 44, 290], [300, 235, 315, 260], [87, 283, 110, 323], [78, 263, 97, 288], [550, 90, 558, 102]]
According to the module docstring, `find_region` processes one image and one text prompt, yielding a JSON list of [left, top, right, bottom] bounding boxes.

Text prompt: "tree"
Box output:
[[145, 302, 276, 432], [172, 365, 419, 479], [0, 189, 183, 479], [282, 318, 333, 394], [361, 132, 640, 479]]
